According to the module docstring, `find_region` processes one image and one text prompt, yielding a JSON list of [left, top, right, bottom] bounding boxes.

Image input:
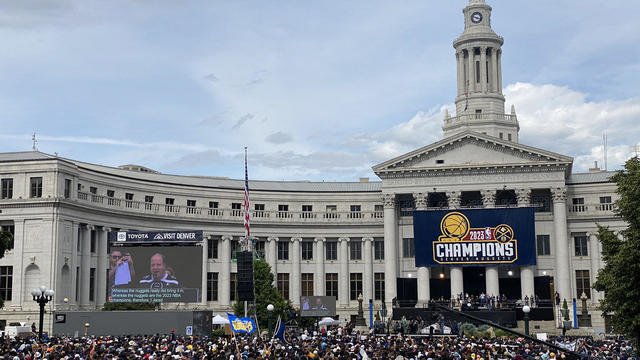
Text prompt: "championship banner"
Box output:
[[227, 313, 256, 334], [414, 208, 536, 267]]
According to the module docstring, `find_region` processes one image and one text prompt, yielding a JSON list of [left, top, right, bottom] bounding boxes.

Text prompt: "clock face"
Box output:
[[471, 12, 483, 24]]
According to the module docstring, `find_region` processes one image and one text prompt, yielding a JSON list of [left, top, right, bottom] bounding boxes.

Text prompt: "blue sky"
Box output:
[[0, 0, 639, 181]]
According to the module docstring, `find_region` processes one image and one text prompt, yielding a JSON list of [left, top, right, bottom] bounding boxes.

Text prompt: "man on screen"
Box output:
[[139, 253, 180, 289], [109, 250, 135, 286]]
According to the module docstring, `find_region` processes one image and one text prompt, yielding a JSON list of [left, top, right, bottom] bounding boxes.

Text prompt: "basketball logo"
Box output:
[[493, 224, 514, 243], [440, 212, 470, 240]]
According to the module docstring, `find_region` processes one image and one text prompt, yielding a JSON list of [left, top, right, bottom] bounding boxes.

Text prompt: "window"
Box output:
[[186, 199, 197, 214], [350, 273, 363, 300], [230, 240, 239, 261], [301, 205, 313, 218], [402, 238, 415, 258], [301, 241, 313, 260], [124, 193, 134, 206], [349, 205, 362, 218], [144, 195, 154, 210], [374, 240, 385, 260], [107, 190, 115, 198], [77, 183, 82, 191], [536, 235, 551, 256], [30, 177, 43, 198], [208, 238, 218, 259], [599, 196, 613, 211], [572, 197, 585, 212], [230, 273, 237, 301], [277, 241, 289, 260], [508, 133, 512, 141], [90, 230, 97, 253], [350, 241, 362, 260], [0, 266, 13, 301], [277, 204, 289, 218], [277, 273, 290, 299], [302, 273, 314, 296], [475, 109, 482, 119], [89, 186, 97, 195], [326, 273, 338, 299], [499, 133, 503, 139], [254, 204, 265, 217], [209, 201, 219, 215], [572, 198, 584, 205], [255, 240, 266, 258], [1, 179, 13, 199], [325, 205, 337, 219], [576, 270, 591, 299], [63, 179, 71, 199], [207, 272, 218, 301], [574, 235, 588, 257], [600, 196, 612, 204], [89, 268, 96, 302], [531, 189, 552, 213], [326, 241, 337, 261], [436, 159, 445, 164], [374, 204, 383, 218], [374, 273, 385, 300], [475, 60, 481, 82], [231, 202, 242, 216], [0, 224, 15, 250]]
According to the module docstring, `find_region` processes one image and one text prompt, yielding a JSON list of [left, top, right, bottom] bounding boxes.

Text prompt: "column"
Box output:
[[447, 191, 463, 297], [480, 46, 487, 93], [486, 267, 499, 298], [291, 237, 301, 306], [363, 237, 374, 302], [468, 48, 476, 93], [80, 225, 92, 309], [450, 267, 464, 299], [588, 232, 601, 301], [267, 236, 278, 286], [497, 50, 502, 93], [201, 234, 208, 306], [552, 187, 571, 305], [339, 237, 350, 306], [10, 219, 25, 308], [314, 238, 325, 296], [382, 194, 397, 310], [491, 47, 498, 93], [457, 51, 464, 95], [220, 235, 232, 307], [96, 227, 109, 308], [520, 266, 535, 301], [516, 188, 531, 207], [414, 192, 430, 305]]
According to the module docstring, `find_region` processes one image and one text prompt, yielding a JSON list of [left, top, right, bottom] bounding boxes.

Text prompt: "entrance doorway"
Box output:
[[499, 276, 521, 300], [396, 278, 417, 308], [463, 266, 485, 296], [430, 277, 451, 300]]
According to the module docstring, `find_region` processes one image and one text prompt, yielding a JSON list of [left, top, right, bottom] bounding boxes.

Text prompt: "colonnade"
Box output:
[[456, 46, 502, 96]]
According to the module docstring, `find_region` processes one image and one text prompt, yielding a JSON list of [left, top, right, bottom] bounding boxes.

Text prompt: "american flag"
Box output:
[[243, 147, 250, 238]]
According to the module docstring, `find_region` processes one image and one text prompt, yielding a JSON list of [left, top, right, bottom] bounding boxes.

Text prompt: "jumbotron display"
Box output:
[[108, 231, 203, 303], [414, 208, 536, 267]]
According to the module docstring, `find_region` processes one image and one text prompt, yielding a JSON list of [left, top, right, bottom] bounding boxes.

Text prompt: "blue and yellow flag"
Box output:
[[226, 313, 256, 334], [274, 316, 293, 345]]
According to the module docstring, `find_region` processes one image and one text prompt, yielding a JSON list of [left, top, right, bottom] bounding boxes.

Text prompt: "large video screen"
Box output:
[[108, 245, 202, 303], [414, 208, 536, 267], [300, 296, 336, 317]]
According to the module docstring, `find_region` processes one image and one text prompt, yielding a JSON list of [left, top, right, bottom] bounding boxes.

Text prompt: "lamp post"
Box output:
[[355, 293, 366, 326], [267, 304, 274, 337], [31, 285, 54, 339], [522, 305, 531, 336]]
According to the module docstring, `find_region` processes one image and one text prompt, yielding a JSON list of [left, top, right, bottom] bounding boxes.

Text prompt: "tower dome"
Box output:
[[442, 0, 519, 142]]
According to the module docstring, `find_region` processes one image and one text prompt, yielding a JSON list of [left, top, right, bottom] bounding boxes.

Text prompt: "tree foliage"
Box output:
[[593, 157, 640, 346], [0, 230, 14, 309], [232, 259, 291, 331]]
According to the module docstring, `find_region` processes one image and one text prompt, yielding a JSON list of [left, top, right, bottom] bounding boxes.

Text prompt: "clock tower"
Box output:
[[443, 0, 519, 142]]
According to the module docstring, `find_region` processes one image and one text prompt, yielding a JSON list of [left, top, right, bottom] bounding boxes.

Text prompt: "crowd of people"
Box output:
[[1, 328, 636, 360]]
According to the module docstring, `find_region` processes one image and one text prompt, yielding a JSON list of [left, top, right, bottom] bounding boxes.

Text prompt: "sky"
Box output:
[[0, 0, 639, 182]]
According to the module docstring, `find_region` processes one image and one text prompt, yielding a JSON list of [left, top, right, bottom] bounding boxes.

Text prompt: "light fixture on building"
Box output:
[[507, 269, 513, 276], [408, 273, 412, 278], [542, 271, 547, 276]]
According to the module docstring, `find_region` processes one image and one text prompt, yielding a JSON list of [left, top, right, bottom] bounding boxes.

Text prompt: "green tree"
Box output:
[[0, 230, 14, 309], [232, 259, 291, 330], [593, 156, 640, 346]]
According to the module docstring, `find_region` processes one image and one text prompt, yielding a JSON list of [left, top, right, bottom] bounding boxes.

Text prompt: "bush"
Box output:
[[211, 328, 225, 337]]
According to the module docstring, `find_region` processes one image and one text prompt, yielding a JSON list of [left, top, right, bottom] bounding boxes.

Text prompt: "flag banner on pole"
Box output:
[[227, 313, 256, 334], [243, 147, 251, 239], [274, 316, 293, 345]]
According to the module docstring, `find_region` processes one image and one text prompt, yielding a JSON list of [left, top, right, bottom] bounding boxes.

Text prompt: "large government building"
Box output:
[[0, 0, 625, 331]]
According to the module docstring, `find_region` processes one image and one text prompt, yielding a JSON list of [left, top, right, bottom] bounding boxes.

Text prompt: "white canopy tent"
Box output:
[[212, 314, 230, 325], [318, 317, 342, 326]]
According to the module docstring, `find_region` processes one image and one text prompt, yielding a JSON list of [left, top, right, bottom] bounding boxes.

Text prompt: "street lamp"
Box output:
[[267, 304, 274, 337], [522, 305, 531, 336], [31, 285, 54, 339]]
